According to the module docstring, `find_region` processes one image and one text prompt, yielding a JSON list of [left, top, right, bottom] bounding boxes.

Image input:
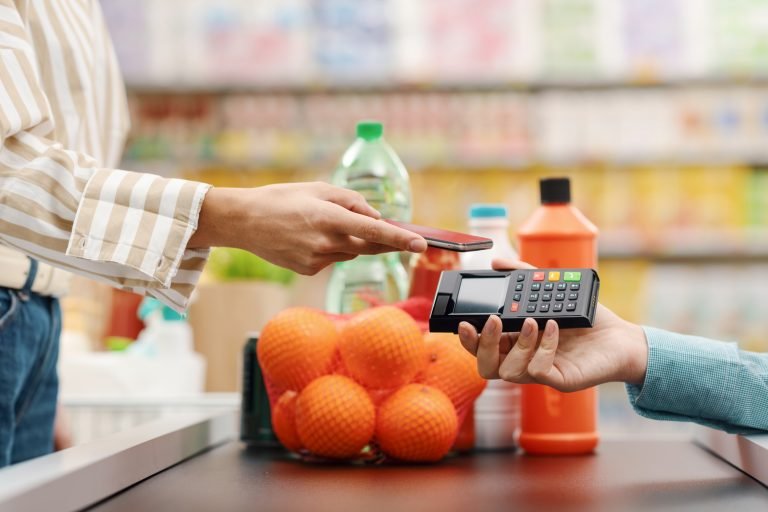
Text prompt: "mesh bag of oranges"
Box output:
[[257, 302, 487, 463]]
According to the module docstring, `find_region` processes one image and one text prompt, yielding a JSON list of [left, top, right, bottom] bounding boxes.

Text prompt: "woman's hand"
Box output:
[[458, 259, 649, 392], [189, 182, 427, 275]]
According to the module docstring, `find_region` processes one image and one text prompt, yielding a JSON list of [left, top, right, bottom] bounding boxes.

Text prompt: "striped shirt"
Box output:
[[0, 0, 210, 311]]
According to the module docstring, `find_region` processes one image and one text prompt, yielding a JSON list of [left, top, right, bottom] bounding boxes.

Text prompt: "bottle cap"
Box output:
[[469, 204, 508, 219], [356, 121, 383, 141], [540, 177, 571, 204]]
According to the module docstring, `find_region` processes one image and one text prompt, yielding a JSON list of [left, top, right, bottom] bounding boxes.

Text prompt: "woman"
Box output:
[[0, 0, 425, 467]]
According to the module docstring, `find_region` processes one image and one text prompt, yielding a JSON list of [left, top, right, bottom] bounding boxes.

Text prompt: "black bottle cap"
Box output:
[[540, 177, 571, 204]]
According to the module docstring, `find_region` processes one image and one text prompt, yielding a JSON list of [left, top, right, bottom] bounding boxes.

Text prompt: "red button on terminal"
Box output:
[[510, 303, 519, 312], [532, 272, 545, 281]]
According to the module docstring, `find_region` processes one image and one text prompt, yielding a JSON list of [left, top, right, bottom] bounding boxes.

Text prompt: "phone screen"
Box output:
[[384, 220, 493, 252]]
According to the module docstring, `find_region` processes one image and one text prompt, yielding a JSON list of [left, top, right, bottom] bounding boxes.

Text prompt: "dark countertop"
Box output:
[[89, 440, 768, 512]]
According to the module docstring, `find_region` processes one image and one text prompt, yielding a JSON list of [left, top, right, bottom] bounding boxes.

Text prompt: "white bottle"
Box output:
[[461, 204, 521, 451]]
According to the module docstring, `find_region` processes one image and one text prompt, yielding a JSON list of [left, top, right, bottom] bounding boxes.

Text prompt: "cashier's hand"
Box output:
[[458, 259, 649, 392], [189, 182, 427, 275]]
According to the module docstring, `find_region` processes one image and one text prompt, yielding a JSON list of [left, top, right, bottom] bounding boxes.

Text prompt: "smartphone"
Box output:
[[385, 220, 493, 252]]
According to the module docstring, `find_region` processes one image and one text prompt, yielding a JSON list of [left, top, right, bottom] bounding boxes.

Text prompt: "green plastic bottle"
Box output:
[[325, 121, 412, 314]]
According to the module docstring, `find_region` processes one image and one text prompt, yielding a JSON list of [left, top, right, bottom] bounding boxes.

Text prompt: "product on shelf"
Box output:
[[102, 0, 768, 87]]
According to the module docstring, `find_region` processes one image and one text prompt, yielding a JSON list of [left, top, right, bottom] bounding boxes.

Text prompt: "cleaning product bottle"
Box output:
[[461, 204, 521, 451], [325, 121, 412, 313], [128, 297, 206, 394], [131, 298, 199, 357], [517, 177, 599, 455]]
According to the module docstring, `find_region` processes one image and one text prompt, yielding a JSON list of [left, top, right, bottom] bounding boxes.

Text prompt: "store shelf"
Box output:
[[600, 228, 768, 261], [105, 0, 768, 99], [124, 77, 768, 96], [120, 157, 768, 173], [121, 84, 768, 169]]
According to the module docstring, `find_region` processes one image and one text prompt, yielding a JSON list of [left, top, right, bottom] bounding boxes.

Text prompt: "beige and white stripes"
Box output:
[[0, 0, 210, 311]]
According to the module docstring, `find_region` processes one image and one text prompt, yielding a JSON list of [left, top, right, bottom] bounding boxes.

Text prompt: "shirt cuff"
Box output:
[[67, 169, 211, 307], [626, 326, 765, 434]]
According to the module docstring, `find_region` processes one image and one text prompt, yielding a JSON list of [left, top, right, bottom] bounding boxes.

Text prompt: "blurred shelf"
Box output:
[[119, 158, 537, 172], [600, 228, 768, 261], [124, 77, 768, 96], [119, 156, 768, 171]]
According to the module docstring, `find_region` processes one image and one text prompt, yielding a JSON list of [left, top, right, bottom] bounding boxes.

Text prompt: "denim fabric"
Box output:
[[0, 259, 61, 467]]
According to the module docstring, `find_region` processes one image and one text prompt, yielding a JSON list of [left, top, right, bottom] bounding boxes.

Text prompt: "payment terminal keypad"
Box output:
[[429, 268, 600, 333], [509, 269, 599, 327]]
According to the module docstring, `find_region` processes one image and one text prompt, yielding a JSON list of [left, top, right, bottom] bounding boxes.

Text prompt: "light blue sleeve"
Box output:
[[625, 326, 768, 434]]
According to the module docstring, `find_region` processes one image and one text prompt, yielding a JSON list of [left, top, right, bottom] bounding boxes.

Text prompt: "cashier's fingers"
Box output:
[[497, 318, 539, 384], [459, 323, 517, 361], [474, 315, 505, 379], [526, 320, 565, 389], [458, 322, 480, 356], [499, 332, 517, 355]]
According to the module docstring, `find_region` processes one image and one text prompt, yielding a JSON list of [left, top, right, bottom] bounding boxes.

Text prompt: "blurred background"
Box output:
[[59, 0, 768, 443]]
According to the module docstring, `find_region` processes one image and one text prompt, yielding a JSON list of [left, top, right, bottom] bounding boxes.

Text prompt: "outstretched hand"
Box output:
[[457, 259, 648, 392], [190, 182, 427, 275]]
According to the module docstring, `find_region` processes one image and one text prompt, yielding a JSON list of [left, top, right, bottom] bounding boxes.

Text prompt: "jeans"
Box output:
[[0, 259, 61, 467]]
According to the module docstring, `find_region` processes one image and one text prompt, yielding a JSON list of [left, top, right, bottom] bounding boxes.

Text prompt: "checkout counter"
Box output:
[[1, 410, 767, 512]]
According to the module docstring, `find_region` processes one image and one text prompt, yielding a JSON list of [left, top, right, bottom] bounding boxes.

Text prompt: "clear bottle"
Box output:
[[325, 121, 412, 314], [461, 204, 521, 451]]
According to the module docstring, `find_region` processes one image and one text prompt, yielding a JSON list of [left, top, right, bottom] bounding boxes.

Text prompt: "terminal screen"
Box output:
[[454, 277, 508, 314]]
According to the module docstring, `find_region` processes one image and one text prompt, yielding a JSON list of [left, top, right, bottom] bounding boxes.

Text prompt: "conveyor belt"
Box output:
[[90, 439, 768, 512], [2, 411, 766, 512]]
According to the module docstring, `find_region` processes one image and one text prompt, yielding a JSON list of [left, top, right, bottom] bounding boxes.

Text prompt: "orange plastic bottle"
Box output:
[[516, 177, 598, 455]]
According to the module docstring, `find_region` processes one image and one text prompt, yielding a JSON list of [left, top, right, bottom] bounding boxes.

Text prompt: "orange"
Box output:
[[295, 375, 375, 459], [368, 388, 396, 408], [338, 306, 426, 389], [376, 384, 458, 462], [257, 308, 338, 391], [272, 390, 302, 452], [416, 333, 487, 411]]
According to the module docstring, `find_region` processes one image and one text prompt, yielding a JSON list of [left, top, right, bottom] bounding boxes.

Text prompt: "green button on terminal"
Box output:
[[564, 271, 581, 282]]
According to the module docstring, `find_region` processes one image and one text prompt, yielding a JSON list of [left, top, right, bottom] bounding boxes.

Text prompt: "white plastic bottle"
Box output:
[[461, 204, 521, 451]]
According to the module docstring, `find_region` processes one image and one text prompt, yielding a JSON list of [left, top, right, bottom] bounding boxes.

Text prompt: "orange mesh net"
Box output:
[[258, 297, 486, 463]]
